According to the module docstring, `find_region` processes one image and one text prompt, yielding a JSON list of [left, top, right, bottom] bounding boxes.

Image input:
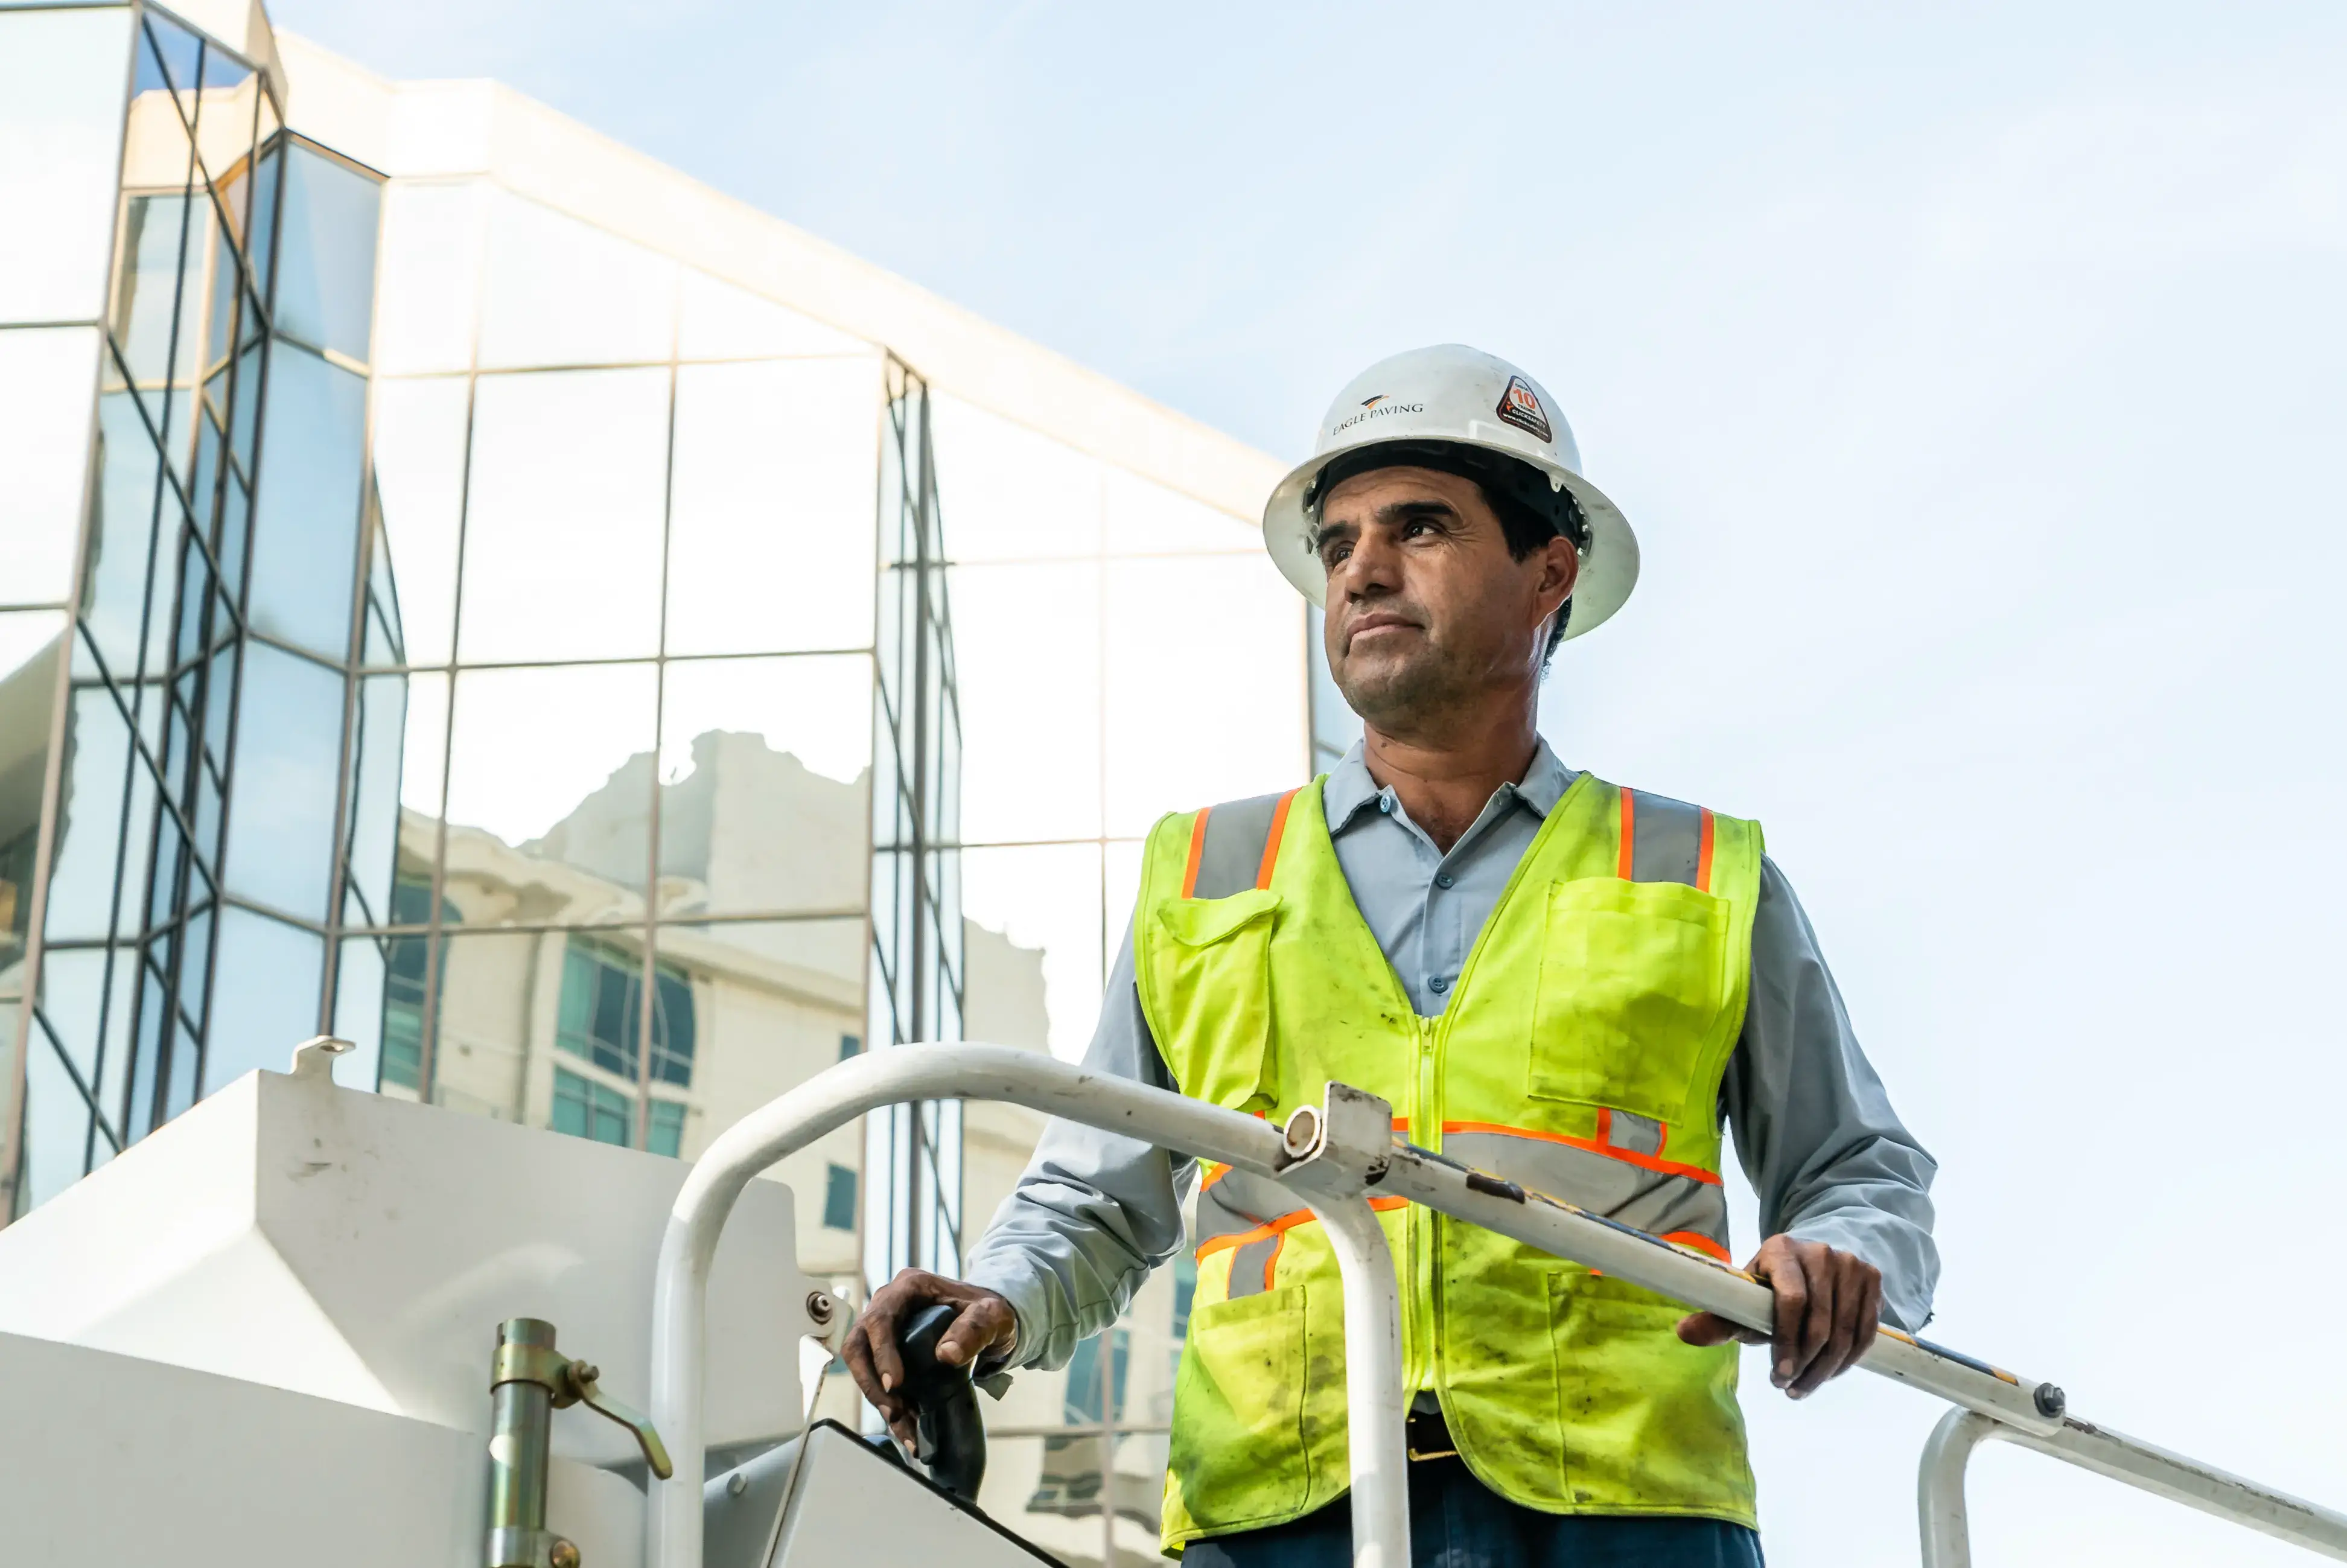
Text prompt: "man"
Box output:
[[846, 345, 1937, 1566]]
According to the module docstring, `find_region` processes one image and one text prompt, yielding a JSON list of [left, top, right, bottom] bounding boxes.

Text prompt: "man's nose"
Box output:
[[1336, 532, 1403, 599]]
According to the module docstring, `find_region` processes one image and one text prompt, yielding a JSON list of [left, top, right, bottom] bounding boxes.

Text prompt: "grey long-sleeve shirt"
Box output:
[[964, 740, 1940, 1372]]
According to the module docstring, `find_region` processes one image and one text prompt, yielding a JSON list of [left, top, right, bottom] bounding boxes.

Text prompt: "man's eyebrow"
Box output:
[[1372, 498, 1460, 526]]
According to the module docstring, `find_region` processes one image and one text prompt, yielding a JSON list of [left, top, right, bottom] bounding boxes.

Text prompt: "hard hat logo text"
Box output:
[[1495, 376, 1552, 444]]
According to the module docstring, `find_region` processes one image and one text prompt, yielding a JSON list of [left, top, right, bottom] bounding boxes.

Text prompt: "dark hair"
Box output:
[[1308, 440, 1585, 664]]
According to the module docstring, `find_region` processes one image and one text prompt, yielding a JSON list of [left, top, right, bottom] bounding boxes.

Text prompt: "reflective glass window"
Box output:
[[41, 684, 133, 943], [269, 144, 380, 363], [246, 342, 366, 659], [0, 8, 135, 325], [201, 904, 323, 1095], [551, 1065, 631, 1147], [441, 661, 656, 919], [379, 876, 447, 1092], [823, 1162, 857, 1230], [82, 395, 165, 678], [110, 193, 198, 397], [221, 640, 342, 922], [343, 672, 406, 924], [949, 561, 1103, 843], [369, 376, 468, 664], [655, 654, 873, 920], [458, 368, 668, 663], [477, 191, 676, 371], [1103, 555, 1303, 837], [555, 936, 638, 1078], [398, 668, 449, 821], [665, 357, 883, 656], [33, 945, 107, 1103], [960, 842, 1105, 1060], [330, 934, 386, 1091], [928, 394, 1101, 563], [675, 270, 870, 362], [0, 326, 104, 604], [1102, 468, 1256, 558], [0, 611, 66, 955], [22, 1027, 97, 1209], [372, 182, 485, 375], [646, 1097, 686, 1158]]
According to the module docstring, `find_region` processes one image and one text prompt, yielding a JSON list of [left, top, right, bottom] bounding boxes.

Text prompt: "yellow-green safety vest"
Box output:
[[1133, 771, 1765, 1552]]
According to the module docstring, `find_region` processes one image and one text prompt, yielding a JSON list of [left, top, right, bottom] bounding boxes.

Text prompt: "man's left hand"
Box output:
[[1675, 1234, 1882, 1398]]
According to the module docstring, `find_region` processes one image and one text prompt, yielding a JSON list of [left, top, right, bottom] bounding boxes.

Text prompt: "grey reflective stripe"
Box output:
[[1627, 788, 1705, 887], [1439, 1130, 1728, 1251], [1189, 791, 1287, 899], [1194, 1165, 1310, 1301], [1605, 1109, 1664, 1155]]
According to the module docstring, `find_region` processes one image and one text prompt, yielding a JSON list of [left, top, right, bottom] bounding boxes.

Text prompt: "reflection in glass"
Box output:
[[665, 357, 884, 655], [200, 904, 322, 1095], [246, 342, 366, 658], [928, 393, 1101, 563], [221, 640, 342, 921], [0, 327, 106, 604], [0, 7, 136, 325], [269, 144, 381, 362], [21, 1027, 97, 1212], [441, 661, 657, 921], [329, 933, 384, 1091], [476, 191, 677, 371], [653, 654, 873, 920], [41, 685, 133, 943], [949, 561, 1103, 843], [1103, 555, 1303, 838], [369, 376, 469, 664], [0, 613, 66, 974], [342, 672, 407, 923], [1103, 468, 1256, 558], [372, 182, 485, 375], [961, 843, 1106, 1061], [459, 368, 668, 663], [82, 392, 165, 677]]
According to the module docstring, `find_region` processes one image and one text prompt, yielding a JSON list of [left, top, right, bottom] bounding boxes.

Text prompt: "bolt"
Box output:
[[572, 1362, 599, 1386], [549, 1538, 581, 1568], [2033, 1383, 2067, 1419], [728, 1471, 749, 1497], [805, 1290, 837, 1327]]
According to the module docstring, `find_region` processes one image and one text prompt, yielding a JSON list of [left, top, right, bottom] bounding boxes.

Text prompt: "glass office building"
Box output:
[[2, 8, 1317, 1562]]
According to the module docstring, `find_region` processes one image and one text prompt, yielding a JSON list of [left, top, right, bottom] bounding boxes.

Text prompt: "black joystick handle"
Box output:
[[897, 1302, 988, 1502]]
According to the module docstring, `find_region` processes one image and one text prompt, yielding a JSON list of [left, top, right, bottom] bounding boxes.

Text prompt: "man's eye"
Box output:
[[1322, 542, 1352, 566]]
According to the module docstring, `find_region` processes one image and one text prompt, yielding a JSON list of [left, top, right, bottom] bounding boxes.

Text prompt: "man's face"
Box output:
[[1314, 465, 1578, 732]]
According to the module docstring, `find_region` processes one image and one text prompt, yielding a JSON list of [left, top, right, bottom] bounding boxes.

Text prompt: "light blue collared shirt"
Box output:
[[964, 739, 1940, 1369]]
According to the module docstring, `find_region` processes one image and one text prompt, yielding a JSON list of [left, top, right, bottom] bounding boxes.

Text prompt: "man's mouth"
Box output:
[[1345, 612, 1422, 652]]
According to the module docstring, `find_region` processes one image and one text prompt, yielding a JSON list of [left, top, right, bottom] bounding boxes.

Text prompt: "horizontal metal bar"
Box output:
[[1375, 1140, 2068, 1436]]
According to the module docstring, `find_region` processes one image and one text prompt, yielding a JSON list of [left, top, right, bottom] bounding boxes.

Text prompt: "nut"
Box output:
[[549, 1538, 581, 1568], [805, 1290, 838, 1327]]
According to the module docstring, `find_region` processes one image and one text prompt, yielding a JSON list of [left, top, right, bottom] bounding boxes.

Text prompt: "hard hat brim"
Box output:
[[1260, 438, 1640, 642]]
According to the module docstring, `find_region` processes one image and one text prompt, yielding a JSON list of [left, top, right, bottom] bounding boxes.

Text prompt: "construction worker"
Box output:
[[845, 345, 1938, 1566]]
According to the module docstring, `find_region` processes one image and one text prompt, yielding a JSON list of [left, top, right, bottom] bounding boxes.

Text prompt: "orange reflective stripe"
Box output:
[[1696, 808, 1715, 893], [1195, 1194, 1410, 1266], [1261, 1231, 1285, 1292], [1440, 1119, 1724, 1188], [1617, 788, 1637, 879], [1199, 1161, 1231, 1193], [1180, 808, 1211, 898], [1256, 787, 1301, 891], [1661, 1231, 1732, 1263]]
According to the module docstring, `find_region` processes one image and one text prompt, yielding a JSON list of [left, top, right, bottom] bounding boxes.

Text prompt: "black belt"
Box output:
[[1406, 1406, 1459, 1462]]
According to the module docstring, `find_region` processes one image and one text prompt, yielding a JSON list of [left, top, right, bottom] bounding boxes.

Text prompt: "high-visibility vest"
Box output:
[[1133, 771, 1765, 1550]]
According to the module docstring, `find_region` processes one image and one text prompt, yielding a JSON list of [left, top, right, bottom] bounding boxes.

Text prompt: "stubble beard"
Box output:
[[1332, 635, 1477, 736]]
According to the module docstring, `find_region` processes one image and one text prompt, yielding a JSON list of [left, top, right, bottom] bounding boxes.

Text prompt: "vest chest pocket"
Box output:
[[1148, 888, 1281, 1114], [1530, 877, 1731, 1124]]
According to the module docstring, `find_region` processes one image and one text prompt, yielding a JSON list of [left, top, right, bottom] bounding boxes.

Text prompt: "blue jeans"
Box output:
[[1180, 1456, 1764, 1568]]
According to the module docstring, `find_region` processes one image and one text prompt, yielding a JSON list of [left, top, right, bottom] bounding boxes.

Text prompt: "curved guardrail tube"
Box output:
[[645, 1044, 1410, 1568]]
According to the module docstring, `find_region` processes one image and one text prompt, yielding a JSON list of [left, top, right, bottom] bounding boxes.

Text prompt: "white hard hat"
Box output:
[[1262, 344, 1639, 642]]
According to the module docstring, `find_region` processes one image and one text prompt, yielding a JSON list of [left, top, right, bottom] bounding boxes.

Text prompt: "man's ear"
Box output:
[[1537, 532, 1580, 622]]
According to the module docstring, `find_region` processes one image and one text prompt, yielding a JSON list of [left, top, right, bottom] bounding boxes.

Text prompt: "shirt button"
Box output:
[[1428, 975, 1451, 994], [1378, 795, 1394, 814], [1434, 873, 1456, 889]]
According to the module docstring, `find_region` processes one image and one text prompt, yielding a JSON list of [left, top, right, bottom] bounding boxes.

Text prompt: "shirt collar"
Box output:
[[1322, 736, 1578, 835]]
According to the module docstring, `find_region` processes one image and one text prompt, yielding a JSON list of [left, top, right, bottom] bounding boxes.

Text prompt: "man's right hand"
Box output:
[[842, 1269, 1018, 1447]]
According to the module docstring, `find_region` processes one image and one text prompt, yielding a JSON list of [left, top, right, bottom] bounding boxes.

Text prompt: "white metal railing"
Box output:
[[644, 1045, 2347, 1568]]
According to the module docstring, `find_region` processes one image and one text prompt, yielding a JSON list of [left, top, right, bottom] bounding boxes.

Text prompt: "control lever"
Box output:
[[895, 1302, 988, 1502]]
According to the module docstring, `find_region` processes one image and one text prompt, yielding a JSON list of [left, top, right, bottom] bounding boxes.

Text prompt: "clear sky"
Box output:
[[272, 3, 2347, 1561]]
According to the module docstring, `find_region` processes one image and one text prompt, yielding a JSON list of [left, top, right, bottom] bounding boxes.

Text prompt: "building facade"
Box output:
[[2, 6, 1329, 1562]]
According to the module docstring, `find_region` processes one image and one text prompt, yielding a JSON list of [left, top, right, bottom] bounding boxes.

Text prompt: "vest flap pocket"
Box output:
[[1147, 890, 1281, 1113], [1167, 1286, 1310, 1531], [1530, 876, 1731, 1124], [1156, 886, 1280, 947]]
